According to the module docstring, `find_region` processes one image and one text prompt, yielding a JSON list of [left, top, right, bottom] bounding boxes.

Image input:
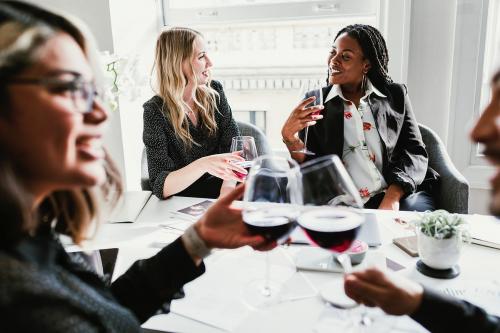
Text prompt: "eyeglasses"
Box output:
[[6, 76, 99, 114]]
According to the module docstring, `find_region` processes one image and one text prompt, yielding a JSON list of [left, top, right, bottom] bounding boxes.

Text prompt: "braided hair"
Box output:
[[334, 24, 393, 92]]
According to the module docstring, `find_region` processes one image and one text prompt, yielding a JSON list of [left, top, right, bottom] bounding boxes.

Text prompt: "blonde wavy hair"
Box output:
[[153, 27, 219, 148], [0, 1, 121, 246]]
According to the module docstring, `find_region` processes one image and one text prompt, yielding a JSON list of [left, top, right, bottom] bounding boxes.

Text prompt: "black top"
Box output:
[[302, 83, 439, 196], [0, 226, 204, 332], [143, 80, 239, 199], [411, 288, 500, 332]]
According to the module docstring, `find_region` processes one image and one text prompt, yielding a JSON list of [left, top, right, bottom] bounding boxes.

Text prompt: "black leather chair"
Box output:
[[236, 120, 272, 156], [141, 148, 151, 191]]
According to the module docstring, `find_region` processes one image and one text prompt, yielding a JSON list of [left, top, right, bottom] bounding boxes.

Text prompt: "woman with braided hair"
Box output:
[[282, 24, 439, 211]]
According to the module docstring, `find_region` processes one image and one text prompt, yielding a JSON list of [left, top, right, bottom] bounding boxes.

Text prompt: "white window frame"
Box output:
[[448, 0, 496, 189], [163, 0, 378, 26]]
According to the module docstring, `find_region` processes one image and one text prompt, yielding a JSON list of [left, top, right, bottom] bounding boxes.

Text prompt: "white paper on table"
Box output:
[[64, 225, 159, 252], [277, 271, 318, 302], [136, 196, 206, 224], [314, 306, 425, 333], [107, 191, 152, 223], [170, 247, 314, 331], [437, 279, 500, 317], [466, 214, 500, 249]]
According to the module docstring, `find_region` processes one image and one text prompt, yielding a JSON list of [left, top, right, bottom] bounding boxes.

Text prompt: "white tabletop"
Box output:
[[90, 194, 500, 333]]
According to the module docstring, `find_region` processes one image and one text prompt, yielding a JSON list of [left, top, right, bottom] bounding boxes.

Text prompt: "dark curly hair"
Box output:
[[334, 24, 393, 92]]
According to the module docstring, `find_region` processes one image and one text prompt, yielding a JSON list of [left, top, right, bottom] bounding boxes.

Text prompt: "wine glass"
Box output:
[[297, 154, 374, 329], [241, 155, 303, 308], [293, 80, 324, 156], [230, 136, 258, 181], [296, 154, 363, 270]]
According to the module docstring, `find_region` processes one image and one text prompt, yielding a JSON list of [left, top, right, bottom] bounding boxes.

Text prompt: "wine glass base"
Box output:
[[294, 247, 344, 273], [241, 279, 282, 310], [291, 149, 316, 156], [320, 279, 357, 309], [321, 282, 395, 331]]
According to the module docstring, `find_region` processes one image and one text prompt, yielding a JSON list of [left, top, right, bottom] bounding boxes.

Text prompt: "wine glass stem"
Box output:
[[303, 125, 310, 151], [337, 253, 372, 326], [262, 252, 271, 297], [336, 253, 352, 273]]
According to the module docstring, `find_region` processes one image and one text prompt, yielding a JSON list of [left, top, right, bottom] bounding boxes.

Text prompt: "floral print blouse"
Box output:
[[324, 79, 388, 202]]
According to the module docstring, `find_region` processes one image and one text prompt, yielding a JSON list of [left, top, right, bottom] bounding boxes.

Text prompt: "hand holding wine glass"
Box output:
[[281, 81, 324, 156], [199, 152, 246, 182], [292, 81, 324, 156], [195, 185, 270, 250], [230, 136, 258, 181]]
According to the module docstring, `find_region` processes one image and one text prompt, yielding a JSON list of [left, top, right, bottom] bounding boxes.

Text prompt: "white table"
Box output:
[[91, 195, 500, 333]]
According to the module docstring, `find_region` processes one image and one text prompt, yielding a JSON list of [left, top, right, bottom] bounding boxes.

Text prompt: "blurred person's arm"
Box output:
[[344, 268, 500, 333], [111, 185, 271, 322]]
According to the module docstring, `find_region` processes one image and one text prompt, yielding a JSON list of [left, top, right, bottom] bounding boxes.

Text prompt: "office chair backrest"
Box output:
[[419, 124, 469, 213]]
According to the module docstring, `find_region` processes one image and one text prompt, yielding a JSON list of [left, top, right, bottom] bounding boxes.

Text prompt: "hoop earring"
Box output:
[[361, 73, 367, 93]]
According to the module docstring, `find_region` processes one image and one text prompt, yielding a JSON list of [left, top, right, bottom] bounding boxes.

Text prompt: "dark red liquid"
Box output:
[[244, 214, 296, 242], [311, 109, 322, 116], [302, 225, 361, 252], [298, 211, 362, 252], [233, 167, 250, 180]]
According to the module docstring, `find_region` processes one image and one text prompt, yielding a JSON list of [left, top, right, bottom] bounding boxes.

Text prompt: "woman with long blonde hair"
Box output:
[[143, 27, 246, 199], [0, 2, 268, 331]]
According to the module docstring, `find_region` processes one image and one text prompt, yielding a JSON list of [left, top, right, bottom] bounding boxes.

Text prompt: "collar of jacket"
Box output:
[[314, 83, 406, 159]]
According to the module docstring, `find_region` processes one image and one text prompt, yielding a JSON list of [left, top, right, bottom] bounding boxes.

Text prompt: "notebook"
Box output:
[[107, 191, 152, 223]]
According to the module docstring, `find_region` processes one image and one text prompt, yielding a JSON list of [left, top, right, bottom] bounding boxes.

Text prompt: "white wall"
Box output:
[[24, 0, 114, 52], [406, 0, 457, 144], [405, 0, 490, 214], [108, 0, 160, 190]]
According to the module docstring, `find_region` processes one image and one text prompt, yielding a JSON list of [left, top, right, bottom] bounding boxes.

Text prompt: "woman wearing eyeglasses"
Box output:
[[0, 2, 269, 331], [143, 27, 247, 200]]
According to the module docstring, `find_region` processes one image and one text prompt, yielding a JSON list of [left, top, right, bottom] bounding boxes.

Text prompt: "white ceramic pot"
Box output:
[[417, 229, 462, 270]]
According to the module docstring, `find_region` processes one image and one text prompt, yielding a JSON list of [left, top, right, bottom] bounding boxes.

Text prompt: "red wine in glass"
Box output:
[[293, 82, 324, 156], [232, 160, 253, 181], [298, 209, 363, 254], [244, 209, 297, 243], [310, 108, 323, 116], [299, 212, 362, 253]]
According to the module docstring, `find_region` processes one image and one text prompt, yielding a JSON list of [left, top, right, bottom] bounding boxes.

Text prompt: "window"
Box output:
[[475, 0, 500, 162], [449, 0, 498, 188]]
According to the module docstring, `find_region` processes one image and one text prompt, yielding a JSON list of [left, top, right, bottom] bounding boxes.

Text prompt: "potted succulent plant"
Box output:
[[414, 210, 470, 270]]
